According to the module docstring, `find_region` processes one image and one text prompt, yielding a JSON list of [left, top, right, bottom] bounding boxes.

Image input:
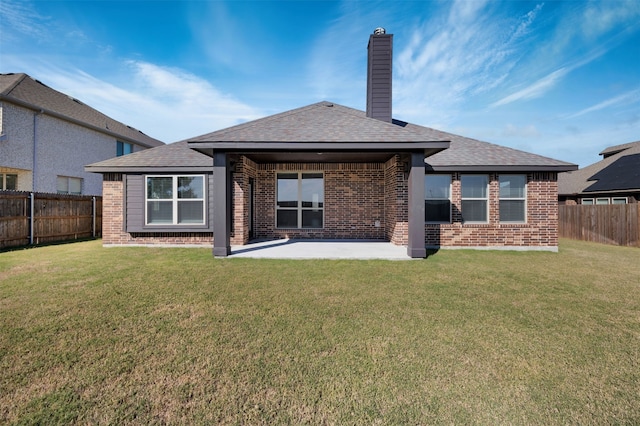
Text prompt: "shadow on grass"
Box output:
[[0, 237, 100, 254]]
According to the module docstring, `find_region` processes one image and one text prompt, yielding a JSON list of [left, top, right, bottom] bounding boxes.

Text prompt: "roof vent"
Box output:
[[373, 27, 386, 35]]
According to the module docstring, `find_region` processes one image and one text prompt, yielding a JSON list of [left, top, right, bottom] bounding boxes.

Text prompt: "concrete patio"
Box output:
[[229, 239, 415, 260]]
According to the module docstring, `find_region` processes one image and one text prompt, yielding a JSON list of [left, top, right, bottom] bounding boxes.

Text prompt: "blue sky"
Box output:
[[1, 0, 639, 167]]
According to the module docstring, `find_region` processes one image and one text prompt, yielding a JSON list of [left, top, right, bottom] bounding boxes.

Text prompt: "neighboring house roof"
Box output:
[[0, 73, 164, 148], [86, 101, 577, 173], [558, 140, 640, 195]]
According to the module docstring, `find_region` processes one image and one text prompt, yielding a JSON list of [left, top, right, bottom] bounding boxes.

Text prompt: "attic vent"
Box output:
[[373, 27, 386, 35], [67, 96, 84, 105]]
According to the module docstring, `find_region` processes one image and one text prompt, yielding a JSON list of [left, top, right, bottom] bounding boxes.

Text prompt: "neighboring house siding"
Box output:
[[1, 103, 120, 195], [0, 102, 159, 196], [426, 172, 558, 249]]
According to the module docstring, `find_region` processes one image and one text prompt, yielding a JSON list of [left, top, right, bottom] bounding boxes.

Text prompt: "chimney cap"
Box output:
[[373, 27, 386, 35]]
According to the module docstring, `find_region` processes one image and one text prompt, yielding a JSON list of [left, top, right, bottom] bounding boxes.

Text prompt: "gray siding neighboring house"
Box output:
[[558, 141, 640, 205], [0, 73, 164, 195]]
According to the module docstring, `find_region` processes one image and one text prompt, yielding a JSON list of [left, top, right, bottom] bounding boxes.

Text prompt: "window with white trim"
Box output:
[[425, 174, 451, 222], [1, 173, 18, 190], [596, 198, 610, 205], [57, 176, 82, 195], [461, 174, 488, 223], [582, 198, 594, 205], [612, 197, 628, 204], [499, 174, 526, 222], [146, 175, 205, 225], [276, 172, 323, 228]]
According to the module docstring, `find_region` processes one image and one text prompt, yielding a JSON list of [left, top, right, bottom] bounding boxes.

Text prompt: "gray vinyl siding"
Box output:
[[125, 173, 214, 233], [366, 34, 393, 123]]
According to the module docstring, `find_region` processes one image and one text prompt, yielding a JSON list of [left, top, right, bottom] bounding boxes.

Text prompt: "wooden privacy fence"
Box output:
[[559, 204, 640, 247], [0, 191, 102, 249]]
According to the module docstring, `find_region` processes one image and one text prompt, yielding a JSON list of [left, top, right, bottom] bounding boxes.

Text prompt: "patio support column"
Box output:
[[407, 151, 426, 258], [213, 151, 231, 257]]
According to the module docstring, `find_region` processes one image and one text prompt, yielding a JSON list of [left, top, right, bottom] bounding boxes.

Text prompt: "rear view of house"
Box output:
[[0, 73, 164, 195], [86, 29, 576, 257]]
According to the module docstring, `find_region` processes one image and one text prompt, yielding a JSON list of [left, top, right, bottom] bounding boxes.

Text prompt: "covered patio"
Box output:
[[229, 238, 416, 260]]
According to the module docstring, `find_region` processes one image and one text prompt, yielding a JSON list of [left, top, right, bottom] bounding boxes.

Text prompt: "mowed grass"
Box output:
[[1, 240, 639, 425]]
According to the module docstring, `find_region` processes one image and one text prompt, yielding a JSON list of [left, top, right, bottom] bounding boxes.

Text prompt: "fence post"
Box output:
[[29, 192, 35, 245], [92, 196, 96, 238]]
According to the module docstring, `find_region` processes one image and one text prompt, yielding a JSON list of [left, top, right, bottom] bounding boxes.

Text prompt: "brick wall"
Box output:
[[384, 155, 407, 245], [100, 167, 560, 250], [101, 173, 213, 246], [250, 162, 387, 241], [426, 172, 559, 248]]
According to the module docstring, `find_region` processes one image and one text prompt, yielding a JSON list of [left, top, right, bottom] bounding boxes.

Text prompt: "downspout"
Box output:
[[32, 109, 44, 192]]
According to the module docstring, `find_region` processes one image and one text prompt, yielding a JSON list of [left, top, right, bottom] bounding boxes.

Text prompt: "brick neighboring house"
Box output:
[[558, 140, 640, 205], [0, 73, 164, 195], [86, 29, 577, 257]]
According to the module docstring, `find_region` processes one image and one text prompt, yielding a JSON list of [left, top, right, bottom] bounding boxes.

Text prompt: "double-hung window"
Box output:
[[461, 175, 488, 223], [276, 172, 324, 228], [146, 175, 205, 225], [425, 174, 451, 222], [499, 175, 526, 222], [57, 176, 82, 195]]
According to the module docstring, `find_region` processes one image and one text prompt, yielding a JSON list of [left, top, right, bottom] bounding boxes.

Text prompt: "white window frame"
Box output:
[[499, 174, 527, 223], [1, 173, 18, 190], [461, 174, 489, 223], [57, 176, 83, 195], [276, 172, 324, 229], [145, 175, 206, 226], [582, 198, 594, 205], [596, 198, 610, 205], [425, 174, 452, 223], [612, 197, 628, 204]]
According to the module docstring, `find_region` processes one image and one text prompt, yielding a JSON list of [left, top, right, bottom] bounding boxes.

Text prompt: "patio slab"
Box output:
[[229, 239, 414, 260]]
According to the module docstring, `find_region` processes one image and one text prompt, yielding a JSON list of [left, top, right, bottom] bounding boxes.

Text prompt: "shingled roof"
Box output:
[[189, 102, 447, 143], [86, 101, 577, 173], [0, 73, 164, 148], [559, 140, 640, 195]]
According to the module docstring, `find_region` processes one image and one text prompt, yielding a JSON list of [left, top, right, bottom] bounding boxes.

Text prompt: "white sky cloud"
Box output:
[[490, 68, 569, 108], [35, 62, 262, 143], [566, 88, 640, 119]]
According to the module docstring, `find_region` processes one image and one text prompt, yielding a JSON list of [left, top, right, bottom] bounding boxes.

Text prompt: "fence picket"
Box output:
[[559, 204, 639, 247], [1, 191, 102, 249]]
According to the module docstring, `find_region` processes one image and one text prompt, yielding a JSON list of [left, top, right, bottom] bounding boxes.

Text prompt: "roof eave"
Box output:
[[85, 166, 213, 174], [187, 140, 451, 155], [426, 164, 579, 172]]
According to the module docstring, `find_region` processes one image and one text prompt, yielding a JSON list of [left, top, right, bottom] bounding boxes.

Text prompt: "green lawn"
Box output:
[[1, 239, 639, 425]]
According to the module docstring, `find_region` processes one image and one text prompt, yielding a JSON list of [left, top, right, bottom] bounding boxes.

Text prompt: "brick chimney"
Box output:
[[366, 27, 393, 123]]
